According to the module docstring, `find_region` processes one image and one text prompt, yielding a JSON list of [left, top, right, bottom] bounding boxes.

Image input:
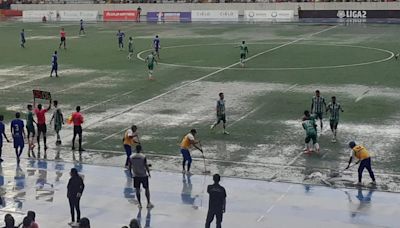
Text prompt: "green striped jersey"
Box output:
[[327, 102, 342, 120], [311, 96, 326, 113]]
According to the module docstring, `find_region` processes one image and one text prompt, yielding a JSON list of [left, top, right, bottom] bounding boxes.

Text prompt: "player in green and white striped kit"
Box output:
[[237, 41, 249, 67], [145, 52, 157, 80], [310, 90, 327, 132], [127, 37, 134, 60], [302, 110, 320, 154], [326, 96, 344, 142]]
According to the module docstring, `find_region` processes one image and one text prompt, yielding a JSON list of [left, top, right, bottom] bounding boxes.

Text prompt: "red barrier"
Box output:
[[103, 10, 137, 21], [0, 9, 22, 17]]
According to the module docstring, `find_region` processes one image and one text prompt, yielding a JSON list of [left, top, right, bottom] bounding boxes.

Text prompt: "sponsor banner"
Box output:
[[191, 10, 238, 21], [23, 10, 57, 22], [299, 10, 400, 19], [0, 9, 22, 17], [244, 10, 294, 20], [147, 12, 191, 22], [103, 10, 138, 21], [58, 11, 98, 21]]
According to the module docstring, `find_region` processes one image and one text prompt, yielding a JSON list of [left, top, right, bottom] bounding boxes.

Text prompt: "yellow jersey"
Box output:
[[123, 129, 138, 146], [180, 133, 195, 150], [352, 145, 370, 160]]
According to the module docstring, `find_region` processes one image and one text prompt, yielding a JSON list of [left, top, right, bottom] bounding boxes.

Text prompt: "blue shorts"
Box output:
[[180, 149, 191, 161], [13, 139, 24, 149], [52, 65, 58, 71]]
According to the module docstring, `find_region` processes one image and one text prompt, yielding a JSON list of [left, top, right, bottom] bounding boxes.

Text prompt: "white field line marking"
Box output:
[[0, 73, 51, 90], [266, 150, 305, 181], [228, 107, 262, 128], [285, 83, 298, 92], [355, 89, 371, 103], [137, 42, 393, 71], [95, 25, 338, 139], [228, 83, 298, 129], [257, 185, 292, 222]]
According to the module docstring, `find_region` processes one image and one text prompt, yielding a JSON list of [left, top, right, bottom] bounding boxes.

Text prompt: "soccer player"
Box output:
[[237, 41, 248, 67], [20, 29, 26, 48], [34, 100, 51, 155], [117, 30, 125, 50], [210, 92, 229, 135], [11, 112, 26, 165], [50, 100, 64, 146], [153, 35, 160, 59], [79, 19, 85, 35], [326, 96, 344, 142], [0, 115, 10, 162], [205, 174, 226, 228], [50, 51, 58, 77], [310, 90, 326, 131], [26, 104, 36, 158], [127, 37, 134, 60], [180, 129, 203, 174], [71, 106, 84, 152], [123, 125, 139, 168], [346, 141, 376, 186], [129, 145, 154, 209], [302, 110, 320, 154], [59, 27, 66, 49], [145, 52, 157, 80]]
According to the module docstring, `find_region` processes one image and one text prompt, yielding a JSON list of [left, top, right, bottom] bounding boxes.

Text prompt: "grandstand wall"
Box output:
[[11, 2, 400, 16]]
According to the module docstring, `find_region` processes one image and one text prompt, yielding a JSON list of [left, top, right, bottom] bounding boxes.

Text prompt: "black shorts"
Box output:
[[61, 37, 66, 42], [37, 124, 47, 134], [315, 112, 323, 120], [133, 176, 149, 189], [73, 126, 82, 135], [217, 115, 226, 124]]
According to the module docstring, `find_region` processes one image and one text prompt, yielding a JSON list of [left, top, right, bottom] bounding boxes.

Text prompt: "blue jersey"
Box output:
[[0, 122, 4, 143], [117, 32, 125, 41], [11, 119, 24, 139], [52, 54, 58, 66], [80, 20, 84, 28], [20, 32, 25, 41], [153, 38, 160, 49]]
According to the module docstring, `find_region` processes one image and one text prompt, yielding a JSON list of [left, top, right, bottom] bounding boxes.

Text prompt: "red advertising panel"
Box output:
[[103, 10, 138, 21]]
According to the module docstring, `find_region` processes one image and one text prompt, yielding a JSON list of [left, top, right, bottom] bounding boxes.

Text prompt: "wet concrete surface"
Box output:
[[0, 152, 399, 228]]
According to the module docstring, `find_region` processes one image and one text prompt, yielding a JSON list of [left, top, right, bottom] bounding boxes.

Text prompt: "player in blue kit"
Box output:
[[0, 115, 10, 162], [117, 30, 125, 50], [11, 112, 26, 165], [20, 29, 26, 48], [50, 51, 58, 77], [153, 35, 161, 59]]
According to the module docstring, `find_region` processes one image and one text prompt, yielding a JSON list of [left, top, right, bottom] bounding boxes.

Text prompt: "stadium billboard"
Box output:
[[244, 10, 294, 21], [103, 10, 138, 21], [299, 10, 400, 19], [147, 12, 191, 22], [58, 11, 98, 21], [23, 10, 57, 22], [191, 10, 238, 21]]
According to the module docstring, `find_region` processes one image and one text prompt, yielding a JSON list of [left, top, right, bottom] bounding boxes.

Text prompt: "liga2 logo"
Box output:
[[337, 10, 367, 19]]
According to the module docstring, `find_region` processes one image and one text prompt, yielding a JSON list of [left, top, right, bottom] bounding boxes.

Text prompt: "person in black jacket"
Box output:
[[205, 174, 226, 228], [67, 168, 85, 226]]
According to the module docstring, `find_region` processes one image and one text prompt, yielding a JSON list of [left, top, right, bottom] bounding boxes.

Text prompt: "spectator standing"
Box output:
[[205, 174, 226, 228], [129, 145, 153, 209], [136, 6, 142, 22], [67, 168, 85, 226], [27, 211, 39, 228], [3, 214, 18, 228]]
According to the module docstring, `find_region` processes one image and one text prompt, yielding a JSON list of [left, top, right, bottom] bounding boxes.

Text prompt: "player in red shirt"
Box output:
[[59, 27, 66, 49], [34, 99, 52, 156], [71, 106, 85, 152]]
